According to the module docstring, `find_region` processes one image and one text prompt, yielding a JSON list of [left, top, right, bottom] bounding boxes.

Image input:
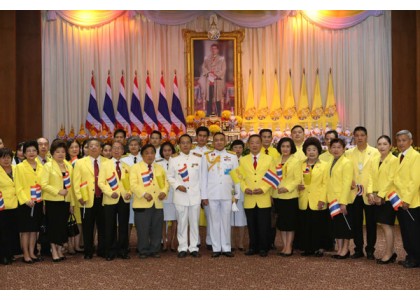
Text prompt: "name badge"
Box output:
[[192, 163, 198, 168]]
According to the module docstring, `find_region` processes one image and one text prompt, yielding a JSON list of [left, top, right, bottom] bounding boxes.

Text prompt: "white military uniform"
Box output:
[[156, 158, 176, 221], [121, 153, 142, 225], [201, 149, 239, 252], [192, 144, 213, 247], [167, 151, 204, 253]]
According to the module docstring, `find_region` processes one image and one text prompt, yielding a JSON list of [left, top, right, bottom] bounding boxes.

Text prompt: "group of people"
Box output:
[[0, 125, 419, 269]]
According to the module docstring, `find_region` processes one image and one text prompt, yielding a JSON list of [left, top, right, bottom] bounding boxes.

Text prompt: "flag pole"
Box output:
[[343, 214, 352, 230], [406, 209, 415, 221]]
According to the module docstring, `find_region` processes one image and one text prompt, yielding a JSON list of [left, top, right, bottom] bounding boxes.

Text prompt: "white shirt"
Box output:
[[121, 153, 142, 166]]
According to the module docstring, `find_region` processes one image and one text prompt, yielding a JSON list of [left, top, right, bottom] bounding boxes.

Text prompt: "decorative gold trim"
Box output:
[[183, 29, 245, 116]]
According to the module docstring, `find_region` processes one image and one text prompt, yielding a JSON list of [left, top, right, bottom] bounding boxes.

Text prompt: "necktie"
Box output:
[[42, 159, 47, 164], [330, 159, 338, 176], [148, 164, 153, 180], [116, 161, 121, 180], [253, 156, 257, 170], [94, 159, 101, 197], [400, 154, 404, 164], [134, 157, 137, 164], [265, 149, 269, 155]]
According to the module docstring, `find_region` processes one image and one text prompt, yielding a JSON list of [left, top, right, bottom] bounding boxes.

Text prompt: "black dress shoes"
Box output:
[[206, 244, 213, 251], [177, 251, 187, 258], [314, 250, 324, 257], [119, 254, 131, 259], [351, 252, 364, 259], [211, 252, 221, 258], [402, 260, 420, 268], [366, 252, 375, 260], [2, 257, 12, 265], [259, 250, 268, 257], [151, 253, 161, 258], [301, 251, 315, 256], [84, 254, 93, 260], [190, 251, 201, 258], [223, 252, 234, 257], [245, 249, 256, 256], [333, 252, 350, 259], [106, 255, 115, 261], [377, 253, 397, 264], [138, 254, 148, 259]]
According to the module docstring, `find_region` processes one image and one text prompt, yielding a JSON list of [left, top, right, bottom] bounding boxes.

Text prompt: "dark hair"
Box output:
[[0, 148, 13, 158], [330, 138, 345, 148], [303, 137, 322, 156], [111, 141, 124, 149], [113, 129, 126, 139], [66, 139, 82, 161], [82, 138, 91, 149], [213, 132, 225, 139], [291, 125, 304, 133], [259, 129, 272, 136], [178, 134, 193, 144], [23, 140, 39, 154], [16, 141, 25, 152], [276, 137, 297, 155], [88, 138, 102, 148], [140, 144, 156, 156], [50, 140, 67, 156], [160, 141, 175, 158], [230, 139, 245, 150], [325, 130, 339, 139], [353, 126, 367, 135], [196, 126, 210, 136], [211, 43, 219, 49], [377, 135, 392, 145], [248, 134, 262, 143], [150, 130, 162, 139]]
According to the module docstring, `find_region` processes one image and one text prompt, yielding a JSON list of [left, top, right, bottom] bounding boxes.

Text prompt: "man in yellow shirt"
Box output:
[[319, 130, 338, 163], [291, 125, 307, 162]]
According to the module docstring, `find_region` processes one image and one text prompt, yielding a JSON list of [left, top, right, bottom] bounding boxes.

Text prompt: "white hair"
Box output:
[[396, 130, 412, 140]]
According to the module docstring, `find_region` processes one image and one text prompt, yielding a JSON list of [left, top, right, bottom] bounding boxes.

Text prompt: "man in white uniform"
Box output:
[[201, 132, 239, 257], [167, 134, 204, 258]]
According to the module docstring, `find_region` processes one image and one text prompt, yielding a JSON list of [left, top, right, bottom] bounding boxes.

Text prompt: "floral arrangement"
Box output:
[[244, 107, 257, 120], [221, 110, 231, 120], [235, 116, 243, 125], [209, 124, 222, 133], [297, 108, 310, 120], [186, 115, 195, 124], [270, 109, 282, 120], [283, 107, 296, 120], [257, 107, 270, 120], [311, 107, 323, 120], [324, 105, 337, 118], [195, 110, 206, 119]]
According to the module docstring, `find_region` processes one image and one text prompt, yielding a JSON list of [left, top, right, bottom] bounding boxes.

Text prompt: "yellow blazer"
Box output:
[[272, 155, 301, 199], [0, 165, 18, 209], [319, 151, 334, 163], [98, 159, 131, 206], [73, 156, 108, 208], [298, 160, 328, 210], [326, 155, 354, 205], [236, 153, 275, 209], [345, 145, 380, 204], [260, 146, 280, 161], [39, 160, 73, 203], [130, 161, 169, 209], [393, 147, 420, 208], [294, 144, 307, 162], [367, 153, 398, 200], [15, 160, 43, 205]]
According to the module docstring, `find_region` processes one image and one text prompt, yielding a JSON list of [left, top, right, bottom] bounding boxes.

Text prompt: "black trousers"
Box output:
[[245, 206, 271, 252], [134, 205, 163, 255], [352, 196, 377, 254], [0, 209, 20, 259], [103, 197, 130, 257], [397, 207, 420, 263], [80, 196, 105, 256]]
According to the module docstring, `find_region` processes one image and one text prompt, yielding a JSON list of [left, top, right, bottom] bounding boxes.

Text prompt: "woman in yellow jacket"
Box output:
[[130, 144, 169, 258], [326, 138, 354, 259], [15, 141, 43, 263], [367, 135, 398, 264], [272, 137, 302, 256], [0, 148, 20, 265], [297, 137, 332, 257], [39, 140, 73, 262]]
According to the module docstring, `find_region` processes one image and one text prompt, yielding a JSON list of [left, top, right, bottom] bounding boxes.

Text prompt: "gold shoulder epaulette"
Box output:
[[227, 150, 236, 155], [155, 158, 164, 162], [171, 153, 180, 158], [193, 153, 202, 157], [204, 150, 213, 155]]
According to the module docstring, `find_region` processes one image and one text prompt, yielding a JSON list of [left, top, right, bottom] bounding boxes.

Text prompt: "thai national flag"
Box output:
[[157, 74, 172, 135], [0, 192, 5, 211], [129, 73, 144, 135], [303, 164, 310, 174], [116, 73, 131, 135], [80, 181, 88, 189], [170, 74, 186, 134], [388, 192, 403, 211], [356, 184, 364, 196], [141, 170, 152, 187], [70, 157, 78, 168], [276, 164, 283, 181], [262, 169, 281, 189], [328, 199, 341, 218], [178, 164, 189, 182], [106, 172, 119, 191], [101, 74, 116, 133], [85, 73, 102, 134], [143, 74, 159, 134], [30, 184, 42, 203], [63, 171, 71, 189]]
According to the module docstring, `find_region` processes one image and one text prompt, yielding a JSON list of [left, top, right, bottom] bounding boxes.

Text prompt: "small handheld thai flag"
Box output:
[[356, 184, 364, 196], [178, 164, 189, 182], [262, 169, 281, 189], [328, 199, 341, 218], [30, 184, 42, 203], [70, 157, 78, 168], [63, 171, 71, 189], [303, 164, 310, 175], [0, 192, 5, 211], [141, 170, 152, 187], [388, 191, 402, 211], [107, 172, 119, 191], [276, 164, 283, 181]]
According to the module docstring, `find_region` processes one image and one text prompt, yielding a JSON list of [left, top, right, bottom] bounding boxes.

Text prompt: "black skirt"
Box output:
[[332, 204, 353, 239], [375, 201, 396, 225], [300, 208, 333, 252], [18, 202, 43, 232], [45, 201, 70, 245], [274, 198, 299, 231]]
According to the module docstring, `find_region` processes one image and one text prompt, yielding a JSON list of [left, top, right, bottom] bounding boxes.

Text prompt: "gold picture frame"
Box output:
[[183, 29, 245, 117]]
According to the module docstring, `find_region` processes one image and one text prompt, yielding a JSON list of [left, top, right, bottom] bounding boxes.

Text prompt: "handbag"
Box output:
[[67, 214, 79, 237]]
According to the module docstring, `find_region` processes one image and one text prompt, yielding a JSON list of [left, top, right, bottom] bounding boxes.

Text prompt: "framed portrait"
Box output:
[[183, 29, 245, 117]]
